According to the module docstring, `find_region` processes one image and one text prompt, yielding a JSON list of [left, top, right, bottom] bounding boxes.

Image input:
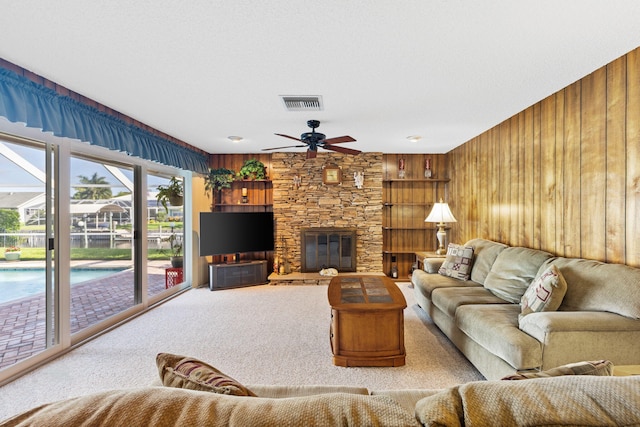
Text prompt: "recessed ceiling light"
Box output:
[[228, 136, 243, 143], [406, 135, 422, 143]]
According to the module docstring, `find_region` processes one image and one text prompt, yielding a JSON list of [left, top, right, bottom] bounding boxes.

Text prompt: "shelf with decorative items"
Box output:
[[382, 154, 450, 280], [214, 180, 273, 211], [204, 155, 274, 272], [206, 158, 273, 211]]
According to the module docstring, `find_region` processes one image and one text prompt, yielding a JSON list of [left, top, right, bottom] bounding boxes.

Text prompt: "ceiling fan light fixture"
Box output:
[[228, 136, 243, 143], [407, 135, 422, 143]]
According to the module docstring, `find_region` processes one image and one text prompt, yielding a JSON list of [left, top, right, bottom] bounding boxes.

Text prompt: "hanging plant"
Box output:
[[204, 168, 236, 197], [156, 177, 184, 212]]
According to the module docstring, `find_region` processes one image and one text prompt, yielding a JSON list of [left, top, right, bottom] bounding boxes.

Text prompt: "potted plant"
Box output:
[[170, 236, 183, 268], [4, 246, 21, 261], [237, 159, 266, 180], [164, 233, 183, 268], [204, 167, 236, 206], [156, 177, 184, 212]]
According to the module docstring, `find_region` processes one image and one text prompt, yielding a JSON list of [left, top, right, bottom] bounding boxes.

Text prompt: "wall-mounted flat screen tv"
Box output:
[[199, 212, 274, 256]]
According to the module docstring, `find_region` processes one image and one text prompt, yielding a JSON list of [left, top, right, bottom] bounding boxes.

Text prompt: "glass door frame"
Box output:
[[0, 120, 191, 384]]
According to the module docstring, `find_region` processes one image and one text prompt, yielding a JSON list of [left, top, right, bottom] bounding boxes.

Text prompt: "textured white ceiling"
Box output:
[[1, 1, 640, 155]]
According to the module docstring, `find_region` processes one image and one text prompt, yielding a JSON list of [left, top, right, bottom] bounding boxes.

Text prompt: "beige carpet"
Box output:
[[0, 282, 483, 420]]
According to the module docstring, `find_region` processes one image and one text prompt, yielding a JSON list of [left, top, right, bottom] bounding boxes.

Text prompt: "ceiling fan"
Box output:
[[263, 120, 360, 159]]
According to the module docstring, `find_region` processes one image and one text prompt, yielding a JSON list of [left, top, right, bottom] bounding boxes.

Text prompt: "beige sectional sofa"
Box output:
[[412, 238, 640, 380], [3, 358, 639, 426]]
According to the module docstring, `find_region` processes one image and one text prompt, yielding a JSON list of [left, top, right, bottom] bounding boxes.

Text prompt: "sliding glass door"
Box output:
[[0, 127, 190, 380], [147, 173, 185, 298], [69, 156, 136, 337], [0, 137, 55, 370]]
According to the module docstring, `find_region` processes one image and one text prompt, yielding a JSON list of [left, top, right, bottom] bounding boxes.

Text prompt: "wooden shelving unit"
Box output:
[[382, 155, 449, 280], [209, 176, 273, 268], [213, 179, 273, 212]]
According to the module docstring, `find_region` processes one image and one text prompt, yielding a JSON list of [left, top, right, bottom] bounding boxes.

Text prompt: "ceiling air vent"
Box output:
[[280, 95, 324, 111]]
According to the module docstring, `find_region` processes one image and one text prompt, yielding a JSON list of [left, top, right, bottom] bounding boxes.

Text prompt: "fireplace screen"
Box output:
[[301, 228, 357, 272]]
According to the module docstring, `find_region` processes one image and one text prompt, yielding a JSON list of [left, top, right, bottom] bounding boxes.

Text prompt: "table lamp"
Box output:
[[425, 199, 457, 255]]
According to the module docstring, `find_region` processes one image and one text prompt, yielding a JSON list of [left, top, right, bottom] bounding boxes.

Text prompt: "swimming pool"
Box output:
[[0, 268, 127, 304]]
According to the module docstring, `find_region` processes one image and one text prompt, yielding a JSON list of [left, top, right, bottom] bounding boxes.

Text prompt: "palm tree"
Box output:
[[72, 173, 113, 200]]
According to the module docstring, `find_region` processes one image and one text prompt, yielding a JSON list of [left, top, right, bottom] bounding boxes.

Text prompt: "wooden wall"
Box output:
[[449, 47, 640, 267]]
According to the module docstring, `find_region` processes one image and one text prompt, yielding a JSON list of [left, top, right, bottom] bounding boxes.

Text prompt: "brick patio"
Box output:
[[0, 266, 179, 369]]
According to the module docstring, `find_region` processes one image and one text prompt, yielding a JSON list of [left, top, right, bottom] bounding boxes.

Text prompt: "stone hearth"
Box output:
[[271, 152, 383, 275]]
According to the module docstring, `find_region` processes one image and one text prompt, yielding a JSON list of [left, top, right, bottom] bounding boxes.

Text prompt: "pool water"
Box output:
[[0, 269, 126, 304]]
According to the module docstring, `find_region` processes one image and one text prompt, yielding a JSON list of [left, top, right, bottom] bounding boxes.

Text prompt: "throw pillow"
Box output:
[[156, 352, 256, 396], [501, 360, 613, 380], [519, 264, 567, 319], [438, 244, 474, 280]]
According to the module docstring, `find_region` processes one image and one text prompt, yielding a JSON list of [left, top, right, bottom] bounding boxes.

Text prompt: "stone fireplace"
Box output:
[[300, 227, 357, 272], [271, 152, 383, 274]]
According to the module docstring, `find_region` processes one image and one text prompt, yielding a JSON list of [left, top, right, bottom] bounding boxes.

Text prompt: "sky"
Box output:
[[0, 138, 171, 196]]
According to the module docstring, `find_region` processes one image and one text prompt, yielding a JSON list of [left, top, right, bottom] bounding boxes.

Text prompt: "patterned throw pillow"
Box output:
[[519, 264, 567, 319], [438, 244, 474, 281], [156, 352, 256, 396]]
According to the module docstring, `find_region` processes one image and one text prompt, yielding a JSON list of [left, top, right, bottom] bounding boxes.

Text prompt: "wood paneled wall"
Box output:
[[449, 47, 640, 267]]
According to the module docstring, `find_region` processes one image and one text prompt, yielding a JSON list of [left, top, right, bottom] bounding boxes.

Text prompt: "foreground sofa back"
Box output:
[[4, 376, 640, 426], [412, 238, 640, 379]]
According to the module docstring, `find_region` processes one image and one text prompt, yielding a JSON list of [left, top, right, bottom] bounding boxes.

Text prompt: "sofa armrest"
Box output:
[[519, 311, 640, 340], [422, 258, 445, 274], [519, 311, 640, 369]]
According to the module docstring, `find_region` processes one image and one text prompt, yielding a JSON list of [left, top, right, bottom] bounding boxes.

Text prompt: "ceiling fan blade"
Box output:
[[323, 145, 362, 155], [323, 135, 356, 145], [306, 149, 317, 159], [275, 133, 304, 142], [262, 144, 307, 151]]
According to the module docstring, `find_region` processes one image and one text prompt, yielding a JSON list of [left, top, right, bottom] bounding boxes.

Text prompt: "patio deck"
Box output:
[[0, 261, 181, 369]]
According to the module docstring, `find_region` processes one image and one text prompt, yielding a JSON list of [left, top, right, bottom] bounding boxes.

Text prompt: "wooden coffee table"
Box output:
[[328, 275, 407, 367]]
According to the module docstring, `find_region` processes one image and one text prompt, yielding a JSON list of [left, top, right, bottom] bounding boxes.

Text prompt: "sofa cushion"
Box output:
[[544, 257, 640, 319], [431, 287, 509, 318], [0, 387, 419, 427], [412, 269, 481, 300], [463, 238, 508, 285], [415, 376, 640, 427], [519, 264, 567, 318], [156, 353, 256, 396], [483, 247, 553, 303], [438, 244, 474, 280], [455, 304, 542, 370], [501, 359, 613, 380]]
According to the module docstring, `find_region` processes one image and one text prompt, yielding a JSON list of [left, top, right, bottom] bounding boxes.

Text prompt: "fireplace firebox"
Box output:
[[300, 228, 357, 272]]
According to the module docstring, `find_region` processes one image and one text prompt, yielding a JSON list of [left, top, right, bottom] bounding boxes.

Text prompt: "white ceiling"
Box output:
[[2, 1, 640, 155]]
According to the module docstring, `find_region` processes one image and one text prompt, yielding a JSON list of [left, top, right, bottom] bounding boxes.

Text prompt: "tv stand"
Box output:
[[209, 260, 268, 291]]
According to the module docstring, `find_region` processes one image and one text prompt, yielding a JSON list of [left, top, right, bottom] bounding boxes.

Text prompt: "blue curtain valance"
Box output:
[[0, 67, 209, 174]]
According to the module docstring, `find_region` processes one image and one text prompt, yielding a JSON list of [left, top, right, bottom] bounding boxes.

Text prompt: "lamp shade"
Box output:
[[425, 201, 457, 224]]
